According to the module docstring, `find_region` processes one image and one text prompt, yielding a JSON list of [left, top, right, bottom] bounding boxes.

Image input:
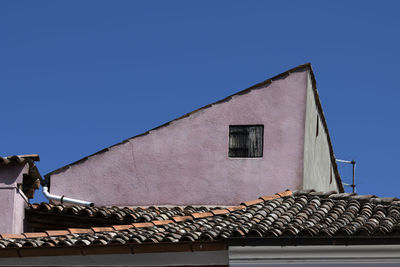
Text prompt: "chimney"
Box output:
[[0, 155, 41, 234]]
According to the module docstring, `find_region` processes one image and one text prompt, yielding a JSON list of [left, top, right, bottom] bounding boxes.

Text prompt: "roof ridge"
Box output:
[[1, 190, 293, 240]]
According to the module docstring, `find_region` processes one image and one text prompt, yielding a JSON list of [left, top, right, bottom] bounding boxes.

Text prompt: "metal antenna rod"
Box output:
[[336, 159, 356, 193]]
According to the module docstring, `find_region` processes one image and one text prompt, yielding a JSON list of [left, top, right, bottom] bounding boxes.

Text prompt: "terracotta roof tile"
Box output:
[[259, 194, 280, 201], [90, 227, 114, 233], [210, 209, 229, 215], [6, 190, 400, 251], [67, 228, 94, 234], [26, 202, 215, 229], [241, 199, 264, 207], [111, 225, 133, 231], [132, 222, 155, 228], [0, 234, 25, 239], [172, 216, 193, 223], [23, 232, 48, 238], [276, 190, 292, 197], [45, 230, 71, 236], [152, 220, 174, 226], [191, 212, 213, 219], [226, 205, 246, 212]]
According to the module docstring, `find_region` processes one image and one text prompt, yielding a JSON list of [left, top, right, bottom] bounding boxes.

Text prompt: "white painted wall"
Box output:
[[230, 245, 400, 266], [303, 72, 339, 192]]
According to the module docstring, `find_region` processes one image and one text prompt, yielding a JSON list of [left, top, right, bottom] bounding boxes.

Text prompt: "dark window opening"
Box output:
[[316, 116, 319, 137], [229, 125, 263, 158]]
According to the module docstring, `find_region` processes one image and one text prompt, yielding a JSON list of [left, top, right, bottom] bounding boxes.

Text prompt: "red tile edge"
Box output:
[[68, 228, 94, 234], [111, 225, 133, 231], [152, 220, 174, 226], [23, 232, 49, 238], [276, 190, 293, 197], [45, 230, 71, 236], [259, 194, 280, 201], [0, 234, 26, 239], [172, 216, 193, 223], [241, 199, 264, 207], [132, 222, 155, 228], [211, 209, 229, 215], [191, 212, 213, 219], [90, 227, 114, 233], [227, 205, 246, 212], [1, 190, 292, 241]]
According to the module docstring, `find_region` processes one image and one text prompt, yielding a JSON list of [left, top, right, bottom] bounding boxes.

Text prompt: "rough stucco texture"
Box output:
[[302, 72, 339, 192], [50, 70, 309, 206], [0, 163, 28, 234]]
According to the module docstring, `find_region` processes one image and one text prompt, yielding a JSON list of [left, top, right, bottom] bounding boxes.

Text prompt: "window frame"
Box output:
[[228, 124, 264, 158]]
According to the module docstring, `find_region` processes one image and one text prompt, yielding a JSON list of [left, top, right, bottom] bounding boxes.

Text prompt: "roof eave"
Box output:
[[228, 236, 400, 246], [0, 240, 225, 258]]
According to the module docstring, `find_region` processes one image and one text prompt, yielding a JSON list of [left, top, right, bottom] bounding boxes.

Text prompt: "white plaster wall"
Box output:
[[303, 72, 339, 192]]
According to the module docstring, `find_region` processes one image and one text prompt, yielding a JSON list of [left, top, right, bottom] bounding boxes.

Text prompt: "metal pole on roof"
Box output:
[[352, 160, 356, 193], [336, 159, 352, 164], [336, 159, 356, 193]]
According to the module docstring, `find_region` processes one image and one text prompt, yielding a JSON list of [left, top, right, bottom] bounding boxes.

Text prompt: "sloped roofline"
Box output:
[[45, 63, 343, 192], [4, 190, 400, 257], [0, 154, 40, 165], [9, 191, 293, 240], [305, 64, 344, 192]]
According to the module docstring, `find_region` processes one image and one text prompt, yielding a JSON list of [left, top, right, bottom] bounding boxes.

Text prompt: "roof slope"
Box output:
[[26, 203, 226, 231], [3, 190, 400, 256], [0, 154, 40, 165], [44, 63, 343, 192]]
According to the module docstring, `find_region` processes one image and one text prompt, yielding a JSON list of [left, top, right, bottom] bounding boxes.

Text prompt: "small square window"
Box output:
[[229, 125, 263, 158]]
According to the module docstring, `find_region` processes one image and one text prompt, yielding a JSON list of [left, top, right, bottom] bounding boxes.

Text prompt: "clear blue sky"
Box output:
[[2, 1, 400, 203]]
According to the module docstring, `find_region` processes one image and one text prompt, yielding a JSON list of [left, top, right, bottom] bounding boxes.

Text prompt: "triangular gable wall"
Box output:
[[46, 64, 342, 206]]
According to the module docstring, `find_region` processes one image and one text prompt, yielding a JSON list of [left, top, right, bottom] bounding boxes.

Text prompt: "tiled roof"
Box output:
[[3, 190, 400, 252], [26, 202, 226, 230]]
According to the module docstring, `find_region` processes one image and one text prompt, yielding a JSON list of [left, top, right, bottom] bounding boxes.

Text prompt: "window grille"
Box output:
[[229, 125, 263, 157]]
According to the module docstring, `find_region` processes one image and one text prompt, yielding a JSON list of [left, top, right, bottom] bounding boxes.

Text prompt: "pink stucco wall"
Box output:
[[50, 70, 309, 206], [0, 163, 28, 234]]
